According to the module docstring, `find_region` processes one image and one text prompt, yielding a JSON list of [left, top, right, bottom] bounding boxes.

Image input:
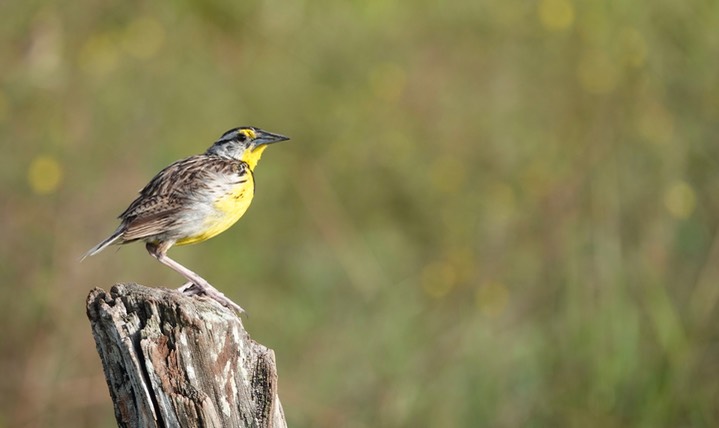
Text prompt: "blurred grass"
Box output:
[[2, 0, 719, 426]]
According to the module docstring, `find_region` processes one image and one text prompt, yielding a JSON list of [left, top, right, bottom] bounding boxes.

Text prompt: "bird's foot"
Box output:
[[176, 281, 245, 314], [177, 281, 200, 294]]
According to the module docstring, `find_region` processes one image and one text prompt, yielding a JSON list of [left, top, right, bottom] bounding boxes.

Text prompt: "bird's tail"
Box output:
[[81, 228, 124, 261]]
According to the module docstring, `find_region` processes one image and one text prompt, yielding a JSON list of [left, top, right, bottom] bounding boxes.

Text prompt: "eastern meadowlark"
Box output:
[[83, 126, 289, 313]]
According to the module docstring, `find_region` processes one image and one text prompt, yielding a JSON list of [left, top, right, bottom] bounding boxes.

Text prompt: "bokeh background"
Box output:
[[2, 0, 719, 427]]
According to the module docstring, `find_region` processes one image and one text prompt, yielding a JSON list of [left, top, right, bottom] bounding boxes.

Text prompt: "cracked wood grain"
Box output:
[[86, 283, 286, 428]]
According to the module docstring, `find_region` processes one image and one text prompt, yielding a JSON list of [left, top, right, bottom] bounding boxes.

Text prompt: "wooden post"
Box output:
[[86, 283, 286, 428]]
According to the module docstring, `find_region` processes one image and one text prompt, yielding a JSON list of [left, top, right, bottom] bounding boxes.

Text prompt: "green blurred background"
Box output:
[[2, 0, 719, 426]]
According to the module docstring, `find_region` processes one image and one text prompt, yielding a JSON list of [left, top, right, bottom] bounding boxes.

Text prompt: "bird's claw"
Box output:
[[176, 282, 245, 314]]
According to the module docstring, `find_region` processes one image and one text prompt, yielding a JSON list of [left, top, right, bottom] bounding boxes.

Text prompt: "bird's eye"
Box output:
[[237, 133, 247, 142]]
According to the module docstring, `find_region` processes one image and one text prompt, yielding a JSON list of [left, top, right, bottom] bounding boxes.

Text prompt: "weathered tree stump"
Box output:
[[86, 283, 286, 428]]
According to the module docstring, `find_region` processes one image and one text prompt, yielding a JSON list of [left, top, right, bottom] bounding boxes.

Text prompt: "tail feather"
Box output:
[[81, 228, 124, 261]]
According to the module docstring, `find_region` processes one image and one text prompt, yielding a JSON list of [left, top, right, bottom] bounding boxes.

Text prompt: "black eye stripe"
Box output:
[[217, 128, 251, 144]]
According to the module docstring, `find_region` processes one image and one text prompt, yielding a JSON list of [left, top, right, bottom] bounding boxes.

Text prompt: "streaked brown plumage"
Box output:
[[83, 126, 289, 313], [117, 156, 250, 244]]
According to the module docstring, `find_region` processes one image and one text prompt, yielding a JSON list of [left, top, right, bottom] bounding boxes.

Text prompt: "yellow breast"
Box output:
[[175, 179, 255, 246]]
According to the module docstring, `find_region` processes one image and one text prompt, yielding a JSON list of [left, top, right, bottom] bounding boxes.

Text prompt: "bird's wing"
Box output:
[[119, 157, 200, 218], [119, 195, 184, 241], [116, 155, 248, 242]]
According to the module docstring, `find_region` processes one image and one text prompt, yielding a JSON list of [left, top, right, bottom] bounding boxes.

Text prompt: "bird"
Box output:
[[82, 126, 290, 313]]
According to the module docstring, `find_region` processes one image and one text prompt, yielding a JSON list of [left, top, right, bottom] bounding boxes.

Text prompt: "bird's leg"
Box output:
[[146, 242, 245, 314]]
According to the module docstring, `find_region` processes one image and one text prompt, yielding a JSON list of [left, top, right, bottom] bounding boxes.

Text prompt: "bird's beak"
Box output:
[[254, 130, 290, 147]]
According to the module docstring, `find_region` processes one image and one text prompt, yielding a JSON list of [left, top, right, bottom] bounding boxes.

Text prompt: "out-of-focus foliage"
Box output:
[[1, 0, 718, 426]]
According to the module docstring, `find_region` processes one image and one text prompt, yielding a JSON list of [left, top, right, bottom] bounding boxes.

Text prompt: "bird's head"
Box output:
[[206, 126, 289, 169]]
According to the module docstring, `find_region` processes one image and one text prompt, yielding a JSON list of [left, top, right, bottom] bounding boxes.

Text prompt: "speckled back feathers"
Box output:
[[118, 154, 251, 243]]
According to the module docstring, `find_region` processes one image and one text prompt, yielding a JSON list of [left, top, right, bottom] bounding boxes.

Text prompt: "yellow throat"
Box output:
[[241, 144, 267, 169], [175, 145, 268, 246]]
